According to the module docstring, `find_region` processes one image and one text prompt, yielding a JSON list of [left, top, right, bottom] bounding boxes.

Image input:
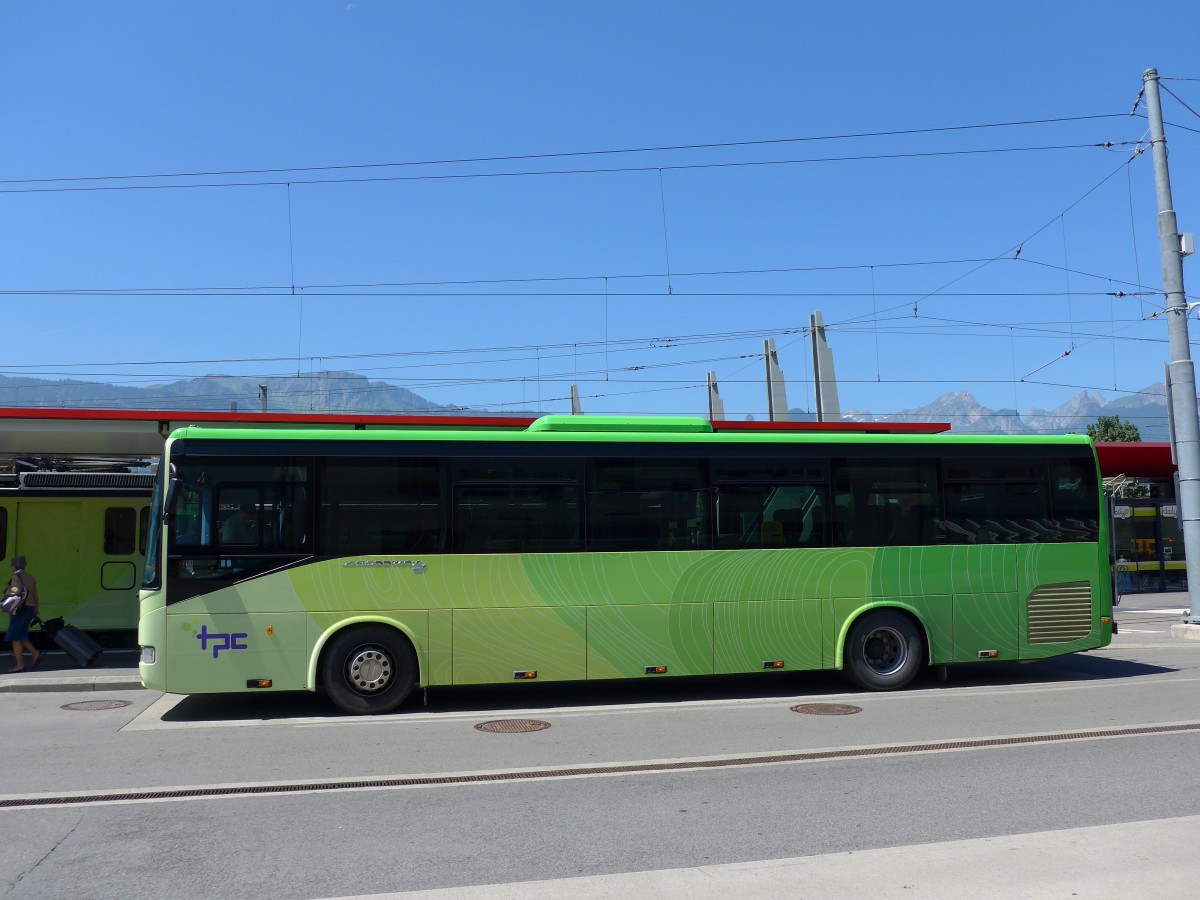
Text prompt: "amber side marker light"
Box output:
[[266, 625, 274, 636], [644, 665, 668, 675], [978, 650, 999, 659], [1102, 617, 1112, 624], [247, 679, 273, 689], [763, 660, 785, 669], [514, 670, 538, 680]]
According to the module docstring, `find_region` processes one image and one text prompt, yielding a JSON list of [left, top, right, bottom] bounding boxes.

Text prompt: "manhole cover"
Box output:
[[474, 719, 551, 734], [791, 703, 862, 716], [61, 699, 133, 711]]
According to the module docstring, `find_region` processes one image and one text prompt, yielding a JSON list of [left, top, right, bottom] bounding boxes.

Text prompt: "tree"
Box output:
[[1087, 415, 1141, 442]]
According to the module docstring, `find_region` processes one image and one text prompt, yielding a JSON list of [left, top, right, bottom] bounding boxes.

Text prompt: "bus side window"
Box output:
[[832, 459, 937, 547], [713, 476, 828, 550], [1051, 462, 1100, 542], [588, 459, 706, 552], [942, 457, 1049, 545], [321, 459, 446, 556]]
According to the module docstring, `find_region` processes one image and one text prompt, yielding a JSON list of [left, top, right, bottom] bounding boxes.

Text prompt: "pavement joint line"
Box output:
[[5, 719, 1200, 811], [114, 670, 1200, 732]]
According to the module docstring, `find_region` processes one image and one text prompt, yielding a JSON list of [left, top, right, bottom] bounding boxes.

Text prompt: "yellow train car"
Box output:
[[1, 471, 153, 645]]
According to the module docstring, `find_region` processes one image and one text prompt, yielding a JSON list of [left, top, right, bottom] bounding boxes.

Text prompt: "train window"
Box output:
[[104, 507, 137, 555]]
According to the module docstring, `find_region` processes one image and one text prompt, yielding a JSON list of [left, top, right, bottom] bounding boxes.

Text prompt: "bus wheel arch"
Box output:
[[841, 607, 927, 691], [318, 623, 418, 715]]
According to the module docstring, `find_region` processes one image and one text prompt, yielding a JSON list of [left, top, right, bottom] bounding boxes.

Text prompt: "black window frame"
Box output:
[[165, 436, 1102, 568]]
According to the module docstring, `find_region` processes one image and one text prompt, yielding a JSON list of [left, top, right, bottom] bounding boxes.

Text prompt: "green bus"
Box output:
[[137, 416, 1113, 714], [3, 471, 154, 642]]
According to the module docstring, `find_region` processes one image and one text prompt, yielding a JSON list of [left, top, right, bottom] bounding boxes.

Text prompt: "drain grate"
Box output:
[[791, 703, 862, 716], [61, 700, 133, 712], [475, 719, 551, 734]]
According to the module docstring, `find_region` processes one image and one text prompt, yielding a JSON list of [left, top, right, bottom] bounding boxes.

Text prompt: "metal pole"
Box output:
[[810, 315, 824, 422], [1144, 68, 1200, 622]]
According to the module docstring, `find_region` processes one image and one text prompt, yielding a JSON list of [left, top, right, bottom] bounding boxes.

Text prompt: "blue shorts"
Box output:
[[5, 605, 35, 642]]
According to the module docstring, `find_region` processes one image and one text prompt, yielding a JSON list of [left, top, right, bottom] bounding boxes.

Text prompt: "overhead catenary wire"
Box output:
[[834, 147, 1151, 331], [6, 378, 1174, 421], [0, 253, 1171, 299], [0, 289, 1161, 298], [0, 142, 1141, 195], [1158, 83, 1200, 122], [0, 306, 1184, 381], [2, 309, 1190, 388], [1132, 112, 1200, 136], [0, 113, 1173, 420], [0, 113, 1133, 188]]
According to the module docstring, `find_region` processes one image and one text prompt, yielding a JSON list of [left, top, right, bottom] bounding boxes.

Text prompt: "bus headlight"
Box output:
[[140, 646, 156, 665]]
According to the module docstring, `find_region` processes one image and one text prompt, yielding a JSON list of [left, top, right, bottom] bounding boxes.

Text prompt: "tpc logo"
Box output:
[[196, 625, 249, 659]]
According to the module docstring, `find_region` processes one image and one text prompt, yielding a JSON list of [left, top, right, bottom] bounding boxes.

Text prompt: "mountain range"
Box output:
[[0, 371, 456, 416], [0, 372, 1170, 438], [843, 383, 1170, 440]]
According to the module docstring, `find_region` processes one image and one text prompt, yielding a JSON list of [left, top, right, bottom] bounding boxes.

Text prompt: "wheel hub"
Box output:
[[348, 647, 392, 694], [863, 627, 905, 675]]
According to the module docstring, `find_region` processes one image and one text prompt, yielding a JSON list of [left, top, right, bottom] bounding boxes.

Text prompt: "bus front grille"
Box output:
[[1027, 582, 1093, 643]]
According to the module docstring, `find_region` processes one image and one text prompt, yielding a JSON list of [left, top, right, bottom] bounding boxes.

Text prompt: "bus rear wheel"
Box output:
[[321, 625, 416, 715], [843, 610, 924, 691]]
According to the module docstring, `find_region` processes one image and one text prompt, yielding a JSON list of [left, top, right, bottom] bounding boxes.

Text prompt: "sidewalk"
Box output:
[[0, 647, 142, 693], [366, 815, 1200, 900]]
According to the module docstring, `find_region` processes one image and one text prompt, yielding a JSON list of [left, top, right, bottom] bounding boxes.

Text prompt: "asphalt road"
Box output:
[[2, 592, 1199, 899]]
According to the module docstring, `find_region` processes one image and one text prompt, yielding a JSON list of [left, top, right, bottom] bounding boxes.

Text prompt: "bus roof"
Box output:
[[168, 416, 1094, 448]]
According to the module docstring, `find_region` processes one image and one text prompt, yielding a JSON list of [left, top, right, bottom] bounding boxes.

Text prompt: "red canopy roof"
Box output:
[[1095, 442, 1175, 478]]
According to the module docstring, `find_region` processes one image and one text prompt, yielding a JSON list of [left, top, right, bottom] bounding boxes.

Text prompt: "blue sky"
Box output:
[[2, 1, 1199, 424]]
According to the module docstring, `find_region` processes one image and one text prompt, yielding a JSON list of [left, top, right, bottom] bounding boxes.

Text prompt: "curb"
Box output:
[[0, 674, 144, 694]]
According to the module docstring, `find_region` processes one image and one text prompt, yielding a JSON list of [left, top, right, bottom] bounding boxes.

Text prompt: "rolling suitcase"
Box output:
[[38, 617, 104, 668]]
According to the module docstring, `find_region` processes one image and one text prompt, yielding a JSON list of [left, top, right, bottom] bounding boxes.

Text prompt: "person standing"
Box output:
[[221, 504, 257, 544], [5, 555, 41, 673]]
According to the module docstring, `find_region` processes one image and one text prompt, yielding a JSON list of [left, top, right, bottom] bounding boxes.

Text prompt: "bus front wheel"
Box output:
[[843, 610, 924, 691], [321, 625, 417, 715]]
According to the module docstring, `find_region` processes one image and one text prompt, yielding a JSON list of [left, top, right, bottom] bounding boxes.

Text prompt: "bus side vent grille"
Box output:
[[1027, 582, 1093, 643]]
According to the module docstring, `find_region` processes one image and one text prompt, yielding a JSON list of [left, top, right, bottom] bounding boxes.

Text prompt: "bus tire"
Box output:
[[321, 625, 417, 715], [843, 610, 924, 691]]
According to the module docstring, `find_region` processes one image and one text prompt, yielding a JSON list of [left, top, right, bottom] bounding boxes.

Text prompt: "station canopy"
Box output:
[[0, 406, 950, 470]]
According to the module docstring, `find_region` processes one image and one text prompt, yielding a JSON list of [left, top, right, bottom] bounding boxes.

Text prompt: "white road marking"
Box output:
[[1128, 608, 1189, 615]]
